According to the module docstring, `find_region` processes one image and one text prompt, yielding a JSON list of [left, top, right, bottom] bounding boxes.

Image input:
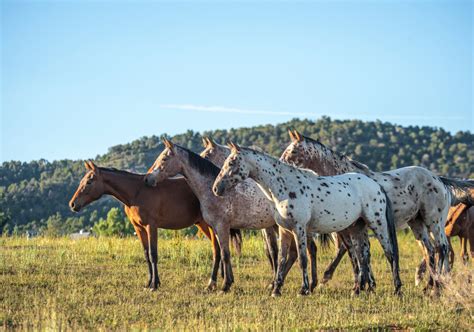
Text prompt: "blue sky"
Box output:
[[1, 0, 472, 162]]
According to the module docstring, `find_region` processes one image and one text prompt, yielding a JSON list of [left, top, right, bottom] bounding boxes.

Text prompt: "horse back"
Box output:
[[134, 177, 203, 229]]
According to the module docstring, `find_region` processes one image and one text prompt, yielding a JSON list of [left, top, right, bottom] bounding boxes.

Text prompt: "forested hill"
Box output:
[[1, 117, 473, 233]]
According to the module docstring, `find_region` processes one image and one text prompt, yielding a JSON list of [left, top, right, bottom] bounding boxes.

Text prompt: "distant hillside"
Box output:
[[1, 117, 473, 233]]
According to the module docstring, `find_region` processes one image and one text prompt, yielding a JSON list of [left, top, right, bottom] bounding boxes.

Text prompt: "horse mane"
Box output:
[[99, 167, 144, 177], [302, 135, 371, 173], [241, 146, 278, 162], [177, 145, 221, 177]]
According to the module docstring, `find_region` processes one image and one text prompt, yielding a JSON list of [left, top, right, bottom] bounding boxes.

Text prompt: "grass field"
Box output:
[[1, 233, 472, 330]]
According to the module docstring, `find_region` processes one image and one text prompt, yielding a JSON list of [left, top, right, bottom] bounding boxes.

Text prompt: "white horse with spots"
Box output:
[[200, 137, 326, 291], [281, 130, 474, 291], [213, 143, 402, 296], [145, 139, 310, 293]]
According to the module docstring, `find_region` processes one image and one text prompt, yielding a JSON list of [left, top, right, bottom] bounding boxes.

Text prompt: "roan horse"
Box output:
[[213, 143, 401, 296], [281, 130, 474, 292], [144, 140, 312, 293], [69, 161, 241, 290], [200, 137, 323, 290]]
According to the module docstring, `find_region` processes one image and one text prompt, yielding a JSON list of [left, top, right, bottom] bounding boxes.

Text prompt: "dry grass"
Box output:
[[0, 233, 472, 330]]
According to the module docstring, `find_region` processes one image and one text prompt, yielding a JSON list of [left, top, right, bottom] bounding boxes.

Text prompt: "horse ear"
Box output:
[[201, 137, 208, 148], [84, 161, 91, 170], [88, 161, 97, 172], [206, 137, 215, 147], [229, 141, 241, 152], [288, 129, 296, 142], [293, 130, 303, 142], [162, 138, 173, 149]]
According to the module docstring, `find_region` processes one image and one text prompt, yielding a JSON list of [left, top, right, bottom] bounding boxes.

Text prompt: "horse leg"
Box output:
[[281, 237, 298, 279], [206, 228, 221, 291], [409, 220, 437, 294], [366, 218, 402, 296], [146, 225, 160, 290], [307, 235, 317, 292], [214, 225, 233, 292], [293, 227, 310, 296], [262, 227, 279, 289], [336, 230, 363, 291], [446, 236, 455, 269], [346, 222, 371, 296], [469, 230, 474, 261], [322, 234, 347, 284], [416, 259, 427, 286], [195, 221, 224, 282], [428, 218, 450, 278], [132, 223, 153, 289], [272, 227, 293, 297], [461, 236, 468, 264]]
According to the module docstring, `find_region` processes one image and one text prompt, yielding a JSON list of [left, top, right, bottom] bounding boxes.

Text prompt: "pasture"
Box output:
[[1, 233, 472, 330]]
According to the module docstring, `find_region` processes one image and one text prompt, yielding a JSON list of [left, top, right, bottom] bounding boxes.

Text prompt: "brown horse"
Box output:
[[417, 202, 473, 282], [446, 204, 474, 264], [69, 161, 240, 291]]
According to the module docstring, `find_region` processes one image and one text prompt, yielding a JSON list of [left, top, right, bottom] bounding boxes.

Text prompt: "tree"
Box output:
[[92, 207, 133, 237]]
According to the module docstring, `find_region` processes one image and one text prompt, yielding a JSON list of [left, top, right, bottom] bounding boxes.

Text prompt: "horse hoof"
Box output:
[[206, 281, 217, 292], [271, 291, 281, 297], [266, 282, 274, 290], [298, 288, 310, 296]]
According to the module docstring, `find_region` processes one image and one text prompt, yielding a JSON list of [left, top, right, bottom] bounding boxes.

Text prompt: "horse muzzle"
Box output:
[[144, 174, 157, 187], [69, 200, 81, 212]]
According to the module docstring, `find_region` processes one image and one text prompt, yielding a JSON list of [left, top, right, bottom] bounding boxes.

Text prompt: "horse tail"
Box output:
[[317, 233, 333, 251], [381, 186, 399, 266], [230, 229, 243, 256], [439, 177, 474, 207]]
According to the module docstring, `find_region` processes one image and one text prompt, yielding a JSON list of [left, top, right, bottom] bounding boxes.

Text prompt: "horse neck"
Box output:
[[176, 152, 216, 201], [305, 141, 357, 175], [208, 145, 231, 167], [101, 170, 143, 207], [245, 151, 294, 198]]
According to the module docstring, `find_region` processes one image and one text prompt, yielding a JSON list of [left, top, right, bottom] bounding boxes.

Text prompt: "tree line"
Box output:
[[1, 117, 472, 235]]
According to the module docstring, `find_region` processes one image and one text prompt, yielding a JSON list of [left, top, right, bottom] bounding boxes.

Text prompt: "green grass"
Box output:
[[1, 233, 472, 330]]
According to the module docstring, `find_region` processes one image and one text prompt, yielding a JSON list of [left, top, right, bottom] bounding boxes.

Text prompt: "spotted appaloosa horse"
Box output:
[[281, 130, 474, 292], [144, 140, 302, 293], [200, 137, 324, 291], [213, 143, 401, 296], [69, 161, 240, 291]]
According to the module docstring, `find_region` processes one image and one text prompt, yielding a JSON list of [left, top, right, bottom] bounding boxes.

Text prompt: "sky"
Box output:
[[1, 0, 472, 162]]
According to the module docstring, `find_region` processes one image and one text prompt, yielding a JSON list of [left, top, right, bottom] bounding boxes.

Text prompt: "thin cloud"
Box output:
[[160, 104, 465, 121], [160, 104, 319, 117]]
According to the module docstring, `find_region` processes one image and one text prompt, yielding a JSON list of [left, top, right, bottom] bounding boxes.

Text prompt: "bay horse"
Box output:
[[281, 130, 474, 292], [69, 161, 241, 291], [144, 140, 309, 293], [200, 137, 322, 291], [213, 143, 401, 296], [417, 202, 474, 282], [445, 203, 474, 264]]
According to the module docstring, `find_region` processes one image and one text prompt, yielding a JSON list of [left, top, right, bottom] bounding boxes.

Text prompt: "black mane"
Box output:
[[177, 146, 221, 177]]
